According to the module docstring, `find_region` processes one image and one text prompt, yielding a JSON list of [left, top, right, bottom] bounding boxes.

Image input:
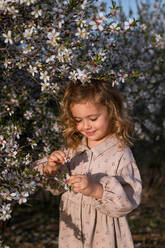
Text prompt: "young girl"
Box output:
[[36, 79, 142, 248]]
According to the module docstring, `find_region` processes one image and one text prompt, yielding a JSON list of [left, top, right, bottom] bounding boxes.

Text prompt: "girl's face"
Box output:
[[70, 100, 112, 148]]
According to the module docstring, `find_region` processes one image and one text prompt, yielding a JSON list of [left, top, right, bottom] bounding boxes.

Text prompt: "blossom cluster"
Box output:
[[117, 1, 165, 143], [0, 82, 62, 229], [0, 119, 40, 221], [1, 0, 139, 88]]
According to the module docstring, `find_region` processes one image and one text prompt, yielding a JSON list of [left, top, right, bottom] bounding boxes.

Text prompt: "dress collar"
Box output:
[[77, 135, 120, 157]]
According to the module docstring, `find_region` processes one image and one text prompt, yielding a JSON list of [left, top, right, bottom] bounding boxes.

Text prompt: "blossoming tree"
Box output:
[[0, 0, 165, 245], [117, 0, 165, 172]]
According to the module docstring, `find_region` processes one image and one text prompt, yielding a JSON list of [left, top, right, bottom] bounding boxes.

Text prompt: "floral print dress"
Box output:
[[35, 135, 142, 248]]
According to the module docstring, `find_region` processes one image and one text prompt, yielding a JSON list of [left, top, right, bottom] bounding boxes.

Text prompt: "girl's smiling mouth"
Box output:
[[85, 131, 96, 136]]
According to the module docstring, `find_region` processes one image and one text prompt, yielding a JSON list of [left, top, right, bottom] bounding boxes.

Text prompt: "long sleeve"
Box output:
[[34, 156, 48, 176], [95, 148, 142, 217]]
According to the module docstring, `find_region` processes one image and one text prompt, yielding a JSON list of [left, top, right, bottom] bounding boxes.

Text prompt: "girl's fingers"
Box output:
[[49, 151, 66, 165], [47, 161, 56, 167], [44, 163, 58, 174], [73, 187, 80, 192], [50, 153, 64, 162], [72, 182, 87, 192], [69, 175, 86, 184], [43, 165, 52, 174]]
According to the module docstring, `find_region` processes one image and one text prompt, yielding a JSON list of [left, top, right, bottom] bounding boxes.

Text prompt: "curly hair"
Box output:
[[60, 79, 134, 151]]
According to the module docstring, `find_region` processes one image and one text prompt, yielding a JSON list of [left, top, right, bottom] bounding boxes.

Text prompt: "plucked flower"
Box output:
[[54, 173, 71, 191]]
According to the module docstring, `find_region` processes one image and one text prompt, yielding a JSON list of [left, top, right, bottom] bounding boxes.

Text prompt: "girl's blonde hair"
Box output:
[[60, 79, 134, 150]]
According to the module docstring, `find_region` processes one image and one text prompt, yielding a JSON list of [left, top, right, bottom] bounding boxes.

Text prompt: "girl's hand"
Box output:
[[68, 174, 103, 199], [43, 150, 66, 175]]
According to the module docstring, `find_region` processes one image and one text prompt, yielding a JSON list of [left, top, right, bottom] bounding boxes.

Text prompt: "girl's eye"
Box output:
[[90, 117, 97, 121], [74, 117, 98, 123], [75, 119, 82, 123]]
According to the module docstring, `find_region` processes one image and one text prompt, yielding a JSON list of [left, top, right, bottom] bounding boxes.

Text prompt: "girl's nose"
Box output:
[[83, 120, 91, 130]]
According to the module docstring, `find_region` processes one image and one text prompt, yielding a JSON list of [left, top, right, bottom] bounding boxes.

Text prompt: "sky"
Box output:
[[114, 0, 139, 17], [104, 0, 154, 18]]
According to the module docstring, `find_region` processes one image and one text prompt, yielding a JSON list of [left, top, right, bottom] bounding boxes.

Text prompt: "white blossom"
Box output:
[[23, 181, 36, 192], [75, 28, 89, 39], [56, 16, 65, 29], [40, 71, 50, 83], [24, 110, 33, 120], [124, 18, 134, 30], [54, 173, 71, 191], [76, 69, 91, 83], [3, 30, 13, 44], [69, 70, 78, 81], [7, 5, 19, 18], [0, 189, 16, 201], [118, 71, 128, 83], [17, 191, 29, 204], [16, 61, 26, 69], [4, 57, 12, 68], [6, 107, 14, 116], [23, 28, 34, 39], [76, 17, 87, 28], [31, 8, 42, 18], [148, 104, 155, 113], [51, 83, 60, 93], [0, 204, 12, 221], [27, 137, 37, 149], [0, 136, 6, 149], [46, 55, 55, 63], [23, 45, 34, 54], [110, 23, 120, 32], [90, 12, 107, 31], [0, 0, 8, 12], [47, 29, 60, 46], [20, 0, 37, 6], [81, 0, 88, 10], [28, 65, 38, 76], [41, 81, 50, 92], [8, 149, 17, 158], [59, 65, 69, 74], [57, 48, 72, 63]]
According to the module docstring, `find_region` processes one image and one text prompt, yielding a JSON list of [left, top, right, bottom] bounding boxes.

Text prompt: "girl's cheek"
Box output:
[[76, 123, 82, 131]]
